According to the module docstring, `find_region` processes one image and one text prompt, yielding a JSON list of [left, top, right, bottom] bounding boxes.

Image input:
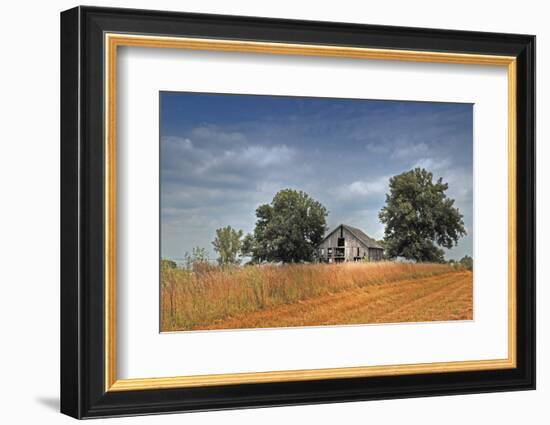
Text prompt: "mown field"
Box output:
[[160, 262, 472, 332]]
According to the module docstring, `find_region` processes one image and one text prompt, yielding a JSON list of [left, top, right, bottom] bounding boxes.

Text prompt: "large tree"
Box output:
[[379, 168, 466, 263], [212, 225, 244, 266], [248, 189, 327, 263]]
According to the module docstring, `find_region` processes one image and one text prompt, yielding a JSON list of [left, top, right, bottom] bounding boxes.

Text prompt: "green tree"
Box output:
[[459, 255, 473, 271], [183, 246, 210, 271], [249, 189, 328, 263], [212, 225, 244, 266], [160, 258, 177, 271], [240, 233, 257, 260], [379, 168, 466, 263]]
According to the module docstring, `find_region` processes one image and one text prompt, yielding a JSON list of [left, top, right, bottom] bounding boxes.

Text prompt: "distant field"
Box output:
[[160, 262, 472, 332]]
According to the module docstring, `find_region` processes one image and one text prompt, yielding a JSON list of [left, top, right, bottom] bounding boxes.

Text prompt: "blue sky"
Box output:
[[160, 92, 473, 261]]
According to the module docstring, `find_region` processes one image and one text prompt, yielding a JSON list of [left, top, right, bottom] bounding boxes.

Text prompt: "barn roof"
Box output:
[[323, 224, 384, 250]]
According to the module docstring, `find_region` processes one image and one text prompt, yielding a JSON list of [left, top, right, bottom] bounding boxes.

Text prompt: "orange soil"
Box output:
[[194, 271, 473, 330]]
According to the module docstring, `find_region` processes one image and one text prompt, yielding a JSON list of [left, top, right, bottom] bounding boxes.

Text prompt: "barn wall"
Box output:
[[318, 226, 370, 261], [368, 247, 383, 261]]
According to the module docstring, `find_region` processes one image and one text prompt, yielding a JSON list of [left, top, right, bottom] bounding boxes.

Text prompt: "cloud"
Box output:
[[160, 94, 473, 260], [161, 126, 298, 190], [190, 126, 248, 146], [391, 142, 430, 159], [348, 178, 389, 196], [241, 145, 295, 167], [192, 144, 297, 183], [412, 157, 453, 171], [161, 136, 193, 151], [335, 175, 390, 199], [365, 142, 390, 154], [439, 166, 473, 207], [366, 140, 432, 160]]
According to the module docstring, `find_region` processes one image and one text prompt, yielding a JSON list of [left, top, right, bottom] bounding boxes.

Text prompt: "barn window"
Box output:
[[338, 238, 345, 247], [321, 248, 324, 256], [357, 247, 360, 256], [328, 248, 332, 255]]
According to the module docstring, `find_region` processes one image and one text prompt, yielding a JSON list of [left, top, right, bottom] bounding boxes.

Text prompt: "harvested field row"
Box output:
[[161, 262, 471, 332]]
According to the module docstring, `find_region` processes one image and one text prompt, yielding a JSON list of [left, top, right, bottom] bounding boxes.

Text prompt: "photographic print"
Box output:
[[160, 92, 473, 332], [61, 9, 535, 416]]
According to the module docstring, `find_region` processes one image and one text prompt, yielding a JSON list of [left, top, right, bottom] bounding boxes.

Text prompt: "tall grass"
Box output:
[[160, 262, 454, 331]]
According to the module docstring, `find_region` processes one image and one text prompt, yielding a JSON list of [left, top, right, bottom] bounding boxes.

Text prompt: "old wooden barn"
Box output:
[[318, 224, 384, 263]]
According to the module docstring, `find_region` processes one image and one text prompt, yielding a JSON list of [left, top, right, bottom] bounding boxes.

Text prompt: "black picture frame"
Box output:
[[61, 5, 535, 419]]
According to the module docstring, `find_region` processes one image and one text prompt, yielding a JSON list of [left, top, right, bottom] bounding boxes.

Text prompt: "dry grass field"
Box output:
[[160, 262, 472, 332]]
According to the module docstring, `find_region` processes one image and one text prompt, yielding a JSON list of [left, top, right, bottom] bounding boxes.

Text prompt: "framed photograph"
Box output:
[[60, 6, 535, 419]]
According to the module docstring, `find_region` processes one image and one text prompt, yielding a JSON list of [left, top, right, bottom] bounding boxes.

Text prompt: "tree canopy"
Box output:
[[246, 189, 327, 263], [183, 246, 210, 271], [379, 168, 466, 263], [160, 258, 177, 270], [459, 255, 473, 270], [212, 225, 244, 266]]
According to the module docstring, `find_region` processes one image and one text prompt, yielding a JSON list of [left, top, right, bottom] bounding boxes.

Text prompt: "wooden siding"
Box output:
[[368, 247, 383, 261], [318, 225, 383, 262]]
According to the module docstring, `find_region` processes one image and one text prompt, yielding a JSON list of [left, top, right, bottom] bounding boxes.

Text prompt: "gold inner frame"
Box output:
[[104, 33, 517, 392]]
